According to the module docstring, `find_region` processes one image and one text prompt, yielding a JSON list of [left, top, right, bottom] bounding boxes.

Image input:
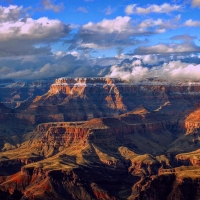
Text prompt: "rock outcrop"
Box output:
[[1, 77, 200, 199], [15, 77, 200, 124], [0, 78, 54, 108], [0, 106, 200, 199], [15, 108, 182, 158]]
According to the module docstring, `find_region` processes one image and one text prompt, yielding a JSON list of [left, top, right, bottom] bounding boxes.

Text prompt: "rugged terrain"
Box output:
[[15, 77, 200, 124], [0, 77, 200, 199], [0, 78, 54, 108]]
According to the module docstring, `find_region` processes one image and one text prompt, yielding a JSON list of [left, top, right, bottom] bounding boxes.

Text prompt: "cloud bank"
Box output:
[[134, 42, 200, 55], [0, 5, 70, 56], [125, 3, 181, 15], [0, 4, 199, 83], [0, 53, 200, 82], [67, 16, 180, 50], [106, 58, 200, 82]]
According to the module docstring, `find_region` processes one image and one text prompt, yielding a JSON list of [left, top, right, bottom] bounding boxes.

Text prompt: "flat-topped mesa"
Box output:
[[50, 77, 200, 95], [185, 106, 200, 134], [54, 77, 124, 85], [49, 77, 125, 95], [49, 77, 125, 96], [28, 111, 180, 155], [16, 77, 200, 123]]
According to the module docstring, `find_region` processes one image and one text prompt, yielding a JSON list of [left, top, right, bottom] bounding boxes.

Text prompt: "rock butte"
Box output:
[[0, 77, 200, 199], [11, 77, 200, 124]]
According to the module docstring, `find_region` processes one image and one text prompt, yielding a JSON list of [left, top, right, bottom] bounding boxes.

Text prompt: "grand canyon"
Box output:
[[1, 0, 200, 199], [0, 77, 200, 199]]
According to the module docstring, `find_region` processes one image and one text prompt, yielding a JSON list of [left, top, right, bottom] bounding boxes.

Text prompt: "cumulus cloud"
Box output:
[[0, 17, 70, 42], [82, 16, 132, 34], [0, 52, 112, 80], [107, 61, 149, 81], [0, 12, 71, 56], [0, 52, 200, 81], [185, 19, 200, 26], [192, 0, 200, 7], [106, 59, 200, 82], [142, 54, 160, 65], [68, 16, 141, 50], [170, 34, 196, 41], [137, 16, 180, 33], [134, 42, 200, 55], [125, 3, 181, 15], [42, 0, 64, 12], [104, 6, 116, 15], [0, 5, 24, 22], [0, 4, 199, 82], [68, 16, 178, 50]]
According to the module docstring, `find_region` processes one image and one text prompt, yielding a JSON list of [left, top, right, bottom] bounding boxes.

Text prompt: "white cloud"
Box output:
[[185, 19, 200, 26], [76, 7, 88, 13], [69, 16, 142, 49], [0, 17, 69, 42], [54, 51, 81, 59], [104, 6, 116, 15], [0, 5, 23, 22], [0, 13, 70, 56], [106, 59, 200, 82], [137, 17, 179, 33], [192, 0, 200, 7], [142, 54, 159, 65], [107, 61, 149, 81], [42, 0, 64, 12], [125, 3, 181, 15], [155, 61, 200, 81], [125, 4, 135, 15], [82, 16, 131, 34], [69, 16, 177, 50], [0, 52, 200, 81], [170, 34, 196, 41], [134, 43, 200, 54]]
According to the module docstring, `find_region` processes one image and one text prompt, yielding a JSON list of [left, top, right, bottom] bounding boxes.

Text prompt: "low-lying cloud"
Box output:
[[0, 53, 200, 82], [106, 58, 200, 82]]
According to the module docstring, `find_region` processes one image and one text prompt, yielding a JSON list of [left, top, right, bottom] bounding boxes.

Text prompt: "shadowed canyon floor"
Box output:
[[1, 78, 200, 199]]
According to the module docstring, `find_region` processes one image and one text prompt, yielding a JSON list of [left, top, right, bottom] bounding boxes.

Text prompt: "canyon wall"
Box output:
[[15, 77, 200, 124]]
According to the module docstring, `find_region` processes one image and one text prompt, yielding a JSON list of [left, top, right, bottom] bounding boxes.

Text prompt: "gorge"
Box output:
[[0, 77, 200, 199]]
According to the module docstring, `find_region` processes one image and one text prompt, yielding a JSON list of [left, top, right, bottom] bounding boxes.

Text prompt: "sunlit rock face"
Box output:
[[2, 78, 200, 199], [0, 107, 200, 200], [15, 77, 200, 124]]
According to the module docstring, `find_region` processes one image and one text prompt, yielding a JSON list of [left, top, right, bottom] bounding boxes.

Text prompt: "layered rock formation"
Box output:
[[1, 77, 200, 199], [19, 108, 181, 157], [0, 78, 54, 108], [0, 107, 199, 199], [16, 77, 200, 124]]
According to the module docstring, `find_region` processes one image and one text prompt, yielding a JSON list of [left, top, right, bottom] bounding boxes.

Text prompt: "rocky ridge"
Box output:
[[1, 78, 200, 199], [0, 78, 54, 108], [14, 77, 200, 124], [0, 106, 197, 200]]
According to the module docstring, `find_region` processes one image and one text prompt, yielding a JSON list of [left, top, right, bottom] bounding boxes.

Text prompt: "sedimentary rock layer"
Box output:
[[16, 77, 200, 124]]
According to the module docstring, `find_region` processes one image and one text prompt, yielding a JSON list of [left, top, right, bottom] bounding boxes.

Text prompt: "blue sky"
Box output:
[[0, 0, 200, 80]]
